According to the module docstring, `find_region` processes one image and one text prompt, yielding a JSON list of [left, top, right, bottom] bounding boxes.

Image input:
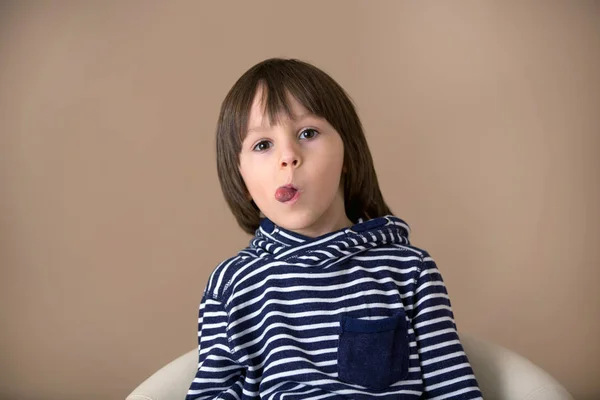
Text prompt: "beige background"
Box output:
[[1, 2, 599, 399]]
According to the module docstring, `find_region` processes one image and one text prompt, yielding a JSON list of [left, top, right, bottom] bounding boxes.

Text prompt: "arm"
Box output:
[[413, 252, 482, 400], [186, 294, 246, 400]]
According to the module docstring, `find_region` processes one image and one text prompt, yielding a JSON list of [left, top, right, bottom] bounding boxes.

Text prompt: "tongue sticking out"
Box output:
[[275, 187, 298, 203]]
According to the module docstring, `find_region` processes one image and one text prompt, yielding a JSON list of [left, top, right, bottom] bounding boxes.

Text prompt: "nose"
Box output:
[[281, 157, 299, 168], [279, 141, 302, 169]]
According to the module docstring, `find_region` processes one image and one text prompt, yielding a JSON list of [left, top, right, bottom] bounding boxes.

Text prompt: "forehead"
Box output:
[[247, 86, 310, 131]]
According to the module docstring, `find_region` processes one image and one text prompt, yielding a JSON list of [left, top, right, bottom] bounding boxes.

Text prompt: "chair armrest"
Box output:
[[126, 349, 197, 400], [461, 334, 573, 400]]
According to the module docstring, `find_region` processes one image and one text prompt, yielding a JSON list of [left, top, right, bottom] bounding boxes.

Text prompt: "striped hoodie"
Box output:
[[186, 216, 482, 400]]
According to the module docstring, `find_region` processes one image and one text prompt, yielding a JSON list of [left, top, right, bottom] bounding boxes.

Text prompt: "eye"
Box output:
[[252, 140, 272, 152], [299, 128, 319, 140]]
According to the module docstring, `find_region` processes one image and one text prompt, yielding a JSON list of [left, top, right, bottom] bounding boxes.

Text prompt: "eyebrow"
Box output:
[[247, 112, 314, 134]]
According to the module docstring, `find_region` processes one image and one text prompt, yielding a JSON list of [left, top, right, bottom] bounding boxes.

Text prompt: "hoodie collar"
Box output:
[[248, 215, 411, 267]]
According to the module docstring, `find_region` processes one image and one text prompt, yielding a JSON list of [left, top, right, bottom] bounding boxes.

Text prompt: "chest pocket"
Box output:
[[337, 311, 410, 390]]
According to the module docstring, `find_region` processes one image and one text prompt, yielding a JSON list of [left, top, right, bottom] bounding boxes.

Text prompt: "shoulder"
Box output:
[[204, 253, 245, 300], [366, 244, 442, 282], [203, 248, 259, 302], [382, 215, 434, 261]]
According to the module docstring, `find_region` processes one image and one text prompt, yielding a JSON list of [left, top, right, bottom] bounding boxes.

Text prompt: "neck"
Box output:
[[294, 217, 353, 238], [292, 202, 353, 238]]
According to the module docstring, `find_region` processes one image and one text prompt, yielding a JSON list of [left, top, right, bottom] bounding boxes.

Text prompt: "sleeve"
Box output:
[[186, 293, 247, 400], [412, 252, 483, 400]]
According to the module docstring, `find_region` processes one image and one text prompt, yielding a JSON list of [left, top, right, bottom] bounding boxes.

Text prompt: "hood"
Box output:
[[244, 215, 412, 268]]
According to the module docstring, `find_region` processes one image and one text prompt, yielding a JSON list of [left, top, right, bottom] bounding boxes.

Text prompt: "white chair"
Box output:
[[126, 334, 574, 400]]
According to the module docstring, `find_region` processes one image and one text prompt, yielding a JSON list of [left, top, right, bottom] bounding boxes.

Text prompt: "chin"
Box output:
[[270, 210, 321, 233]]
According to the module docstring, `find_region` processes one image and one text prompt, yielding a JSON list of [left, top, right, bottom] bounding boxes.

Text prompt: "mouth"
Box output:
[[275, 185, 300, 204]]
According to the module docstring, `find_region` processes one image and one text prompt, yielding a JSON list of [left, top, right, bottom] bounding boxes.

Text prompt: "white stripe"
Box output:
[[232, 321, 339, 344], [413, 304, 453, 320], [352, 254, 421, 262], [212, 256, 241, 296], [338, 388, 422, 397], [262, 358, 337, 383], [413, 316, 455, 329], [419, 267, 440, 279], [274, 231, 345, 259], [426, 375, 475, 392], [329, 244, 351, 254], [313, 249, 335, 258], [199, 343, 231, 357], [428, 385, 480, 400], [260, 367, 335, 388], [414, 293, 450, 312], [261, 381, 291, 399], [421, 351, 466, 366], [238, 334, 338, 364], [276, 386, 319, 400], [203, 310, 227, 318], [228, 256, 264, 295], [416, 327, 456, 341], [277, 229, 304, 243], [223, 381, 243, 400], [301, 392, 339, 400], [390, 243, 423, 256], [423, 362, 472, 378], [199, 332, 227, 342], [419, 339, 461, 354], [198, 354, 237, 365], [241, 387, 260, 397], [201, 321, 227, 330], [200, 364, 242, 373], [415, 280, 445, 295], [248, 344, 338, 372], [298, 255, 320, 261]]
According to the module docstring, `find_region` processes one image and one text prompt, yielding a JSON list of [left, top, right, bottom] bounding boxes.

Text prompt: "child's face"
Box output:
[[239, 88, 351, 237]]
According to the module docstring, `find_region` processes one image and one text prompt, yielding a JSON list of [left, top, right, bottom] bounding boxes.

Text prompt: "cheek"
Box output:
[[239, 159, 268, 197], [323, 140, 345, 178], [238, 159, 253, 193]]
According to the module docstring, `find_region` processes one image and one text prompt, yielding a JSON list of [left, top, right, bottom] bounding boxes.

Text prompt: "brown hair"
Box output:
[[216, 58, 392, 235]]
